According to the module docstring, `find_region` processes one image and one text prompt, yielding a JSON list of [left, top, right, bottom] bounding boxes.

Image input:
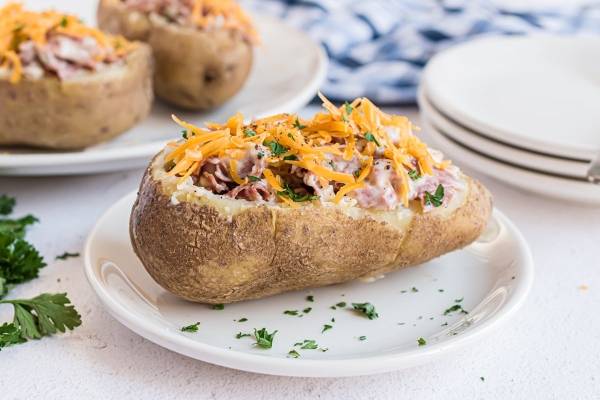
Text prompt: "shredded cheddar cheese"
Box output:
[[0, 2, 135, 83], [167, 93, 450, 206]]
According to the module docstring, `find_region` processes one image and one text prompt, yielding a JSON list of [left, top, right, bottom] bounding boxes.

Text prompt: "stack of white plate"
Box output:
[[419, 35, 600, 206]]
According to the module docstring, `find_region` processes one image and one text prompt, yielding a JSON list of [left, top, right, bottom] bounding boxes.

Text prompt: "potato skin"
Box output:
[[97, 0, 254, 110], [130, 157, 493, 304], [0, 44, 153, 150]]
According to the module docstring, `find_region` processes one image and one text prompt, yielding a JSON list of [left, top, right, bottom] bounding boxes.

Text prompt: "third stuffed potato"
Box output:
[[98, 0, 257, 110]]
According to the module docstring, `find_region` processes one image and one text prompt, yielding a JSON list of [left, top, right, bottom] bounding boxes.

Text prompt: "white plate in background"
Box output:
[[418, 89, 591, 179], [422, 118, 600, 207], [0, 14, 328, 176], [423, 35, 600, 161], [84, 191, 533, 377]]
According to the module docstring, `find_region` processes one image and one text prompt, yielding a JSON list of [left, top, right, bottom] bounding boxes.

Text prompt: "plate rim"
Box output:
[[422, 35, 600, 160], [417, 88, 591, 178], [84, 191, 534, 377], [421, 118, 600, 206], [0, 13, 328, 171]]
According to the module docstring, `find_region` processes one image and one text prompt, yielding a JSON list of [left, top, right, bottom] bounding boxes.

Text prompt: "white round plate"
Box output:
[[0, 14, 328, 176], [84, 191, 533, 377], [417, 89, 591, 179], [422, 118, 600, 207], [423, 35, 600, 161]]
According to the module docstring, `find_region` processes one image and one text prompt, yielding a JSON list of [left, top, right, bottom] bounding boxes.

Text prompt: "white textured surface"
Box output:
[[1, 106, 599, 399]]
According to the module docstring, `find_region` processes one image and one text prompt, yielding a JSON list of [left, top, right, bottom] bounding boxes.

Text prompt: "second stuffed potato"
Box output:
[[98, 0, 258, 110]]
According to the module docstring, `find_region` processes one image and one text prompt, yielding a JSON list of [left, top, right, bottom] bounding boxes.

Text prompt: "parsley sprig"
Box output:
[[0, 195, 15, 215], [0, 230, 46, 299], [181, 322, 200, 332], [277, 182, 319, 203], [0, 293, 82, 340]]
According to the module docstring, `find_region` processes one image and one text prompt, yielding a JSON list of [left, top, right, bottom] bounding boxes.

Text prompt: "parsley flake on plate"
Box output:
[[441, 322, 448, 326], [480, 377, 485, 382], [424, 184, 445, 207], [336, 302, 346, 307], [439, 289, 444, 292], [284, 310, 299, 316], [352, 302, 379, 320], [212, 304, 224, 310], [236, 332, 251, 339], [412, 287, 418, 293], [417, 338, 426, 346], [301, 340, 318, 350], [181, 322, 200, 332], [319, 348, 328, 352], [307, 295, 314, 302], [288, 349, 300, 358], [455, 297, 464, 303], [303, 307, 312, 314], [254, 328, 277, 348], [322, 325, 332, 333], [359, 336, 366, 341], [238, 318, 248, 322]]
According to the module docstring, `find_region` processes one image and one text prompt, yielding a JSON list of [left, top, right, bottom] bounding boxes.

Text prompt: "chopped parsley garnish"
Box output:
[[480, 377, 485, 382], [287, 132, 295, 140], [418, 316, 422, 320], [264, 140, 288, 156], [303, 307, 312, 314], [352, 302, 379, 320], [444, 304, 469, 315], [336, 302, 346, 307], [512, 276, 515, 280], [0, 293, 81, 340], [284, 310, 299, 316], [59, 16, 68, 27], [244, 129, 256, 137], [439, 289, 444, 292], [455, 297, 464, 303], [257, 152, 265, 158], [441, 322, 448, 326], [181, 322, 200, 332], [401, 290, 407, 293], [398, 323, 405, 325], [182, 130, 188, 139], [288, 349, 300, 358], [319, 348, 328, 352], [342, 115, 348, 122], [307, 295, 314, 302], [294, 342, 303, 346], [254, 328, 277, 348], [408, 170, 421, 179], [301, 340, 318, 350], [359, 336, 366, 341], [331, 318, 335, 322], [0, 195, 15, 215], [329, 160, 334, 170], [293, 118, 306, 130], [236, 332, 251, 339], [417, 338, 426, 346], [277, 182, 310, 202], [56, 252, 79, 260], [238, 318, 248, 322], [322, 325, 332, 333], [424, 184, 445, 207], [309, 195, 320, 201], [412, 287, 419, 293], [283, 154, 298, 161], [212, 304, 224, 310], [248, 175, 261, 182], [365, 131, 380, 147], [345, 101, 353, 115], [354, 170, 360, 178]]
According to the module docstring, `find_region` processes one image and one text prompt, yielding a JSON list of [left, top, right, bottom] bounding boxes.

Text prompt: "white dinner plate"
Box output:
[[0, 14, 328, 176], [84, 191, 534, 377], [423, 35, 600, 161], [417, 89, 591, 179], [421, 118, 600, 207]]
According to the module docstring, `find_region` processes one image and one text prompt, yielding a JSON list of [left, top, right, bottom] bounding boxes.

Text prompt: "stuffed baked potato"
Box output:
[[0, 3, 153, 150], [130, 94, 493, 304], [98, 0, 257, 110]]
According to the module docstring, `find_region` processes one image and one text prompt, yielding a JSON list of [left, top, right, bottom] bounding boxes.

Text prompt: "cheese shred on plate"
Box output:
[[165, 93, 451, 208], [0, 2, 135, 83]]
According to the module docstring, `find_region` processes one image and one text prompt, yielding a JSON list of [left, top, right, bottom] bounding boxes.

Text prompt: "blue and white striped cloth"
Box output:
[[239, 0, 600, 104]]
